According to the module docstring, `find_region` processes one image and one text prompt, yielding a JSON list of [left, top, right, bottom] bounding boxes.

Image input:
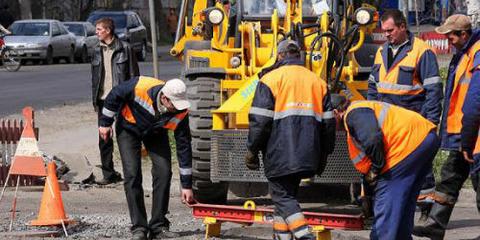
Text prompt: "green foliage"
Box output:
[[169, 130, 178, 164], [439, 67, 448, 82]]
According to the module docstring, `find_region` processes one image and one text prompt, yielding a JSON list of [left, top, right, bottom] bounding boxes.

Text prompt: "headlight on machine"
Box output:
[[354, 8, 374, 25], [206, 8, 224, 25]]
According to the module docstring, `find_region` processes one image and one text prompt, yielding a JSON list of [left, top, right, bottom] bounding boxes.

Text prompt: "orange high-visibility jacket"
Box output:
[[344, 101, 436, 174], [441, 39, 480, 150]]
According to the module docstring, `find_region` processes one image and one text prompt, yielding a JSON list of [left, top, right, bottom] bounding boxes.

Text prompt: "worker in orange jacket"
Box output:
[[368, 10, 443, 218], [333, 97, 440, 239], [413, 14, 480, 240], [246, 40, 336, 240]]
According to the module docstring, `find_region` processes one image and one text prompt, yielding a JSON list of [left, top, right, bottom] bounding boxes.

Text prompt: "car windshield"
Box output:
[[87, 14, 127, 28], [10, 22, 50, 36], [243, 0, 330, 17], [64, 24, 85, 36]]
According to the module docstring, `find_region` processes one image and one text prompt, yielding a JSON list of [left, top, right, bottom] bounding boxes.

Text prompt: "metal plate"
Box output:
[[211, 130, 361, 184]]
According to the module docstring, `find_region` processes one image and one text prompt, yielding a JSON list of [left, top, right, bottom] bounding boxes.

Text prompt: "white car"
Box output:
[[5, 19, 76, 64], [63, 21, 98, 63]]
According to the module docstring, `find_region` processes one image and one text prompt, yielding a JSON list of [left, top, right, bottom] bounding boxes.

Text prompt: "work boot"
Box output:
[[413, 203, 454, 240], [417, 201, 433, 223], [96, 172, 123, 185], [131, 230, 147, 240], [149, 227, 180, 239]]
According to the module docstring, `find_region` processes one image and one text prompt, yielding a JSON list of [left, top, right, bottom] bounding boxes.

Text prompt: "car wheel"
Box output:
[[80, 46, 88, 63], [66, 46, 75, 64], [44, 47, 53, 65], [137, 41, 146, 61]]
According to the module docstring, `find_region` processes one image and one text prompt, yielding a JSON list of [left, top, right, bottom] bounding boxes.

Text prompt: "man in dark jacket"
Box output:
[[414, 14, 480, 240], [92, 17, 139, 185], [246, 40, 336, 240], [99, 76, 194, 240]]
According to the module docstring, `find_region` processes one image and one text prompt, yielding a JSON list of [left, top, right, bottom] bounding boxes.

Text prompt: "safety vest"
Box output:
[[374, 37, 436, 95], [447, 41, 480, 134], [262, 66, 329, 122], [121, 76, 188, 130], [344, 101, 436, 174]]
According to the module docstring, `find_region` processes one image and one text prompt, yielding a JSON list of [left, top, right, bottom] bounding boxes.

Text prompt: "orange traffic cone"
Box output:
[[30, 161, 73, 226]]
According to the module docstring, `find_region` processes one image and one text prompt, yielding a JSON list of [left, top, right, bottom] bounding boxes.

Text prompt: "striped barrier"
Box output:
[[0, 107, 41, 187]]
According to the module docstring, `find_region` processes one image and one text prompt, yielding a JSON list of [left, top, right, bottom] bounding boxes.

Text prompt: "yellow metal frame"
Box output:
[[201, 200, 333, 240]]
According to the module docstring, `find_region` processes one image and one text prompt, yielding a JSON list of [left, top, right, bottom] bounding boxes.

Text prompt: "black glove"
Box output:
[[245, 150, 259, 170], [364, 170, 378, 188]]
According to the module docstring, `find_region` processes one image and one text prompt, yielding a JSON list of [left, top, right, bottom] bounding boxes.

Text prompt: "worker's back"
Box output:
[[345, 101, 436, 174], [254, 63, 331, 178]]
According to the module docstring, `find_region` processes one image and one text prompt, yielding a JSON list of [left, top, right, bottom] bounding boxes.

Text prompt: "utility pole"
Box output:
[[401, 0, 409, 26], [148, 0, 159, 79]]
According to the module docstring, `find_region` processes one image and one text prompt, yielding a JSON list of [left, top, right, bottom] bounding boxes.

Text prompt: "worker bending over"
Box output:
[[333, 97, 439, 240]]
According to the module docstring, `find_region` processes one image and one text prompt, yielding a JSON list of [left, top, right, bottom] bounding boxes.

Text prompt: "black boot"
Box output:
[[413, 203, 454, 240], [418, 201, 433, 223]]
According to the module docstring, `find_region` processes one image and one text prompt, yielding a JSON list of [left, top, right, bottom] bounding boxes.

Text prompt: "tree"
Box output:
[[18, 0, 32, 19]]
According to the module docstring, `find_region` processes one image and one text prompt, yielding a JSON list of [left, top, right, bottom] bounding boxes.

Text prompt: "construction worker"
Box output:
[[368, 9, 443, 215], [92, 17, 139, 185], [246, 39, 336, 240], [413, 14, 480, 239], [332, 97, 440, 240], [98, 77, 194, 240]]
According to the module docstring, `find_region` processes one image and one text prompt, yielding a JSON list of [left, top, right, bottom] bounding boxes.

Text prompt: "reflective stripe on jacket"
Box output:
[[367, 32, 443, 124], [99, 76, 193, 188], [344, 101, 436, 174], [461, 37, 480, 173], [101, 76, 188, 132], [441, 30, 480, 150], [247, 60, 336, 179]]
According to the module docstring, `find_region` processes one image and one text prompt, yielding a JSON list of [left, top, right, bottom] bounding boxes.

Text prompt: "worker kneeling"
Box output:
[[332, 96, 440, 240]]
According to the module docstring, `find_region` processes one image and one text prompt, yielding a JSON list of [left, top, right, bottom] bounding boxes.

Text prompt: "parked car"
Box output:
[[4, 20, 76, 64], [87, 10, 148, 61], [63, 21, 98, 63]]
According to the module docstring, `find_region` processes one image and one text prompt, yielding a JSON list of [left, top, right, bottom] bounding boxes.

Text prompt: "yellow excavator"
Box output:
[[171, 0, 380, 205]]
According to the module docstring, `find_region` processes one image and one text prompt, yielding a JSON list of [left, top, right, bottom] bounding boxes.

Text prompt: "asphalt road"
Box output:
[[0, 57, 182, 117]]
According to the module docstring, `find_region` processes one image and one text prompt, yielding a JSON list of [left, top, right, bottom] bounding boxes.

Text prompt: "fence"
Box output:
[[0, 108, 41, 187]]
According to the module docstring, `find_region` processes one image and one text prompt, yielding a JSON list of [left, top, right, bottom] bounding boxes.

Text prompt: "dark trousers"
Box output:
[[371, 132, 440, 240], [421, 168, 436, 195], [269, 173, 315, 240], [436, 150, 480, 211], [268, 174, 302, 218], [116, 126, 172, 234], [97, 100, 116, 180]]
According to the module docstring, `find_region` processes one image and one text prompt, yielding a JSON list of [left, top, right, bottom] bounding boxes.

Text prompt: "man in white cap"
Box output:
[[413, 14, 480, 240], [99, 76, 194, 240]]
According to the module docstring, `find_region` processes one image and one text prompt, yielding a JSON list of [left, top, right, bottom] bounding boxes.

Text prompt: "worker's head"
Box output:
[[95, 17, 115, 42], [158, 78, 190, 113], [331, 94, 350, 128], [435, 14, 472, 50], [169, 8, 175, 15], [277, 39, 301, 61], [380, 9, 408, 45]]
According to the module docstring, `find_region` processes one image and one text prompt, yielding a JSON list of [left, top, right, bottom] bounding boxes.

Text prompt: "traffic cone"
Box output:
[[29, 161, 73, 226], [8, 107, 46, 177]]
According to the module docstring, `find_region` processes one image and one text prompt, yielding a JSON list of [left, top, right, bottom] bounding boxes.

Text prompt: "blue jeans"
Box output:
[[370, 132, 440, 240]]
